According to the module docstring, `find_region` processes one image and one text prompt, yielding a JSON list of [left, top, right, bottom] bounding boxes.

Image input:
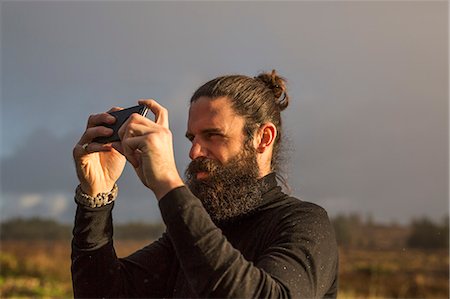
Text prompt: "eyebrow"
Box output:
[[185, 128, 225, 140]]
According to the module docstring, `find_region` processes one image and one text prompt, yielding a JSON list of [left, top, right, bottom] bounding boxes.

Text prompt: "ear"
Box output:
[[254, 123, 277, 153]]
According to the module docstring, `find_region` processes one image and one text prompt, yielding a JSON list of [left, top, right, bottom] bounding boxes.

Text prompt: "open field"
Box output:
[[1, 240, 448, 298], [339, 248, 449, 298]]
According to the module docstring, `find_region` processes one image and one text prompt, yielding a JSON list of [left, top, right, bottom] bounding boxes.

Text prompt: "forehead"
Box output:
[[188, 96, 243, 131]]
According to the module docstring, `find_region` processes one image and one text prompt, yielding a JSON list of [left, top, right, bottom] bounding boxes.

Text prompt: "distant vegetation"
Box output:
[[0, 218, 71, 240], [1, 214, 448, 250], [0, 218, 165, 241], [331, 213, 448, 250], [407, 216, 449, 249], [0, 215, 448, 298]]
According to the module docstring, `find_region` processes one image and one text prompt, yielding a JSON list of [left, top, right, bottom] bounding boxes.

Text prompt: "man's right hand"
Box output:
[[73, 108, 127, 196]]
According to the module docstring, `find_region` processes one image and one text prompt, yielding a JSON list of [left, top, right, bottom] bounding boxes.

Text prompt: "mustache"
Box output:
[[186, 157, 221, 176]]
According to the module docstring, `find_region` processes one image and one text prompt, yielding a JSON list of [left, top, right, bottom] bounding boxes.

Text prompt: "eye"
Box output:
[[206, 132, 223, 140], [185, 134, 194, 142]]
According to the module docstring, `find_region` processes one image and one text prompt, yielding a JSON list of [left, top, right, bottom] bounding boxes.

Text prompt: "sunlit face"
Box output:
[[185, 96, 263, 222], [186, 96, 247, 179]]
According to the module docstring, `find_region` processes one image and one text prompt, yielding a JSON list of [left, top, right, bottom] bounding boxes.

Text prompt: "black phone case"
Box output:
[[93, 105, 149, 144]]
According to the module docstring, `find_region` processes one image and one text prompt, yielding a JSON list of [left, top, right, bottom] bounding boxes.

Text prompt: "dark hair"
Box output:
[[190, 69, 290, 173]]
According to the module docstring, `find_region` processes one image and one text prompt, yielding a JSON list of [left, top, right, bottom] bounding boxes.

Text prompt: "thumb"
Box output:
[[132, 151, 142, 169], [111, 142, 124, 155], [121, 141, 140, 168]]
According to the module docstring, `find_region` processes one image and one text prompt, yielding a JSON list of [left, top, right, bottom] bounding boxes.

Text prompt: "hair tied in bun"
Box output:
[[255, 69, 290, 111]]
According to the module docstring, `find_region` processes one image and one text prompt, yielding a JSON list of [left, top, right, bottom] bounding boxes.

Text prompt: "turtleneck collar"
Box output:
[[259, 172, 278, 194]]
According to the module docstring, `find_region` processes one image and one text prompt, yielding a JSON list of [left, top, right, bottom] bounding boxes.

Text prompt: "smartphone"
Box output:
[[93, 105, 149, 144]]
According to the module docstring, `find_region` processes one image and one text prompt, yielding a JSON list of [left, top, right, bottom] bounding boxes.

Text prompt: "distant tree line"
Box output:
[[0, 218, 71, 240], [0, 218, 165, 241], [407, 216, 449, 249], [1, 215, 448, 249], [332, 213, 449, 250]]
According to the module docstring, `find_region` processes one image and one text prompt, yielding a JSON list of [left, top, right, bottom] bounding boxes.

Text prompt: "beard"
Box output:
[[185, 145, 263, 224]]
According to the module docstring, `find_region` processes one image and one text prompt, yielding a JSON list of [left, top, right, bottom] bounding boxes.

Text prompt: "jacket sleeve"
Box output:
[[159, 186, 338, 298], [71, 202, 175, 298]]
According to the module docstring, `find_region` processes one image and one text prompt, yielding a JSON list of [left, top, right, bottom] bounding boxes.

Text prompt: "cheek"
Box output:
[[207, 148, 227, 164], [214, 143, 245, 164]]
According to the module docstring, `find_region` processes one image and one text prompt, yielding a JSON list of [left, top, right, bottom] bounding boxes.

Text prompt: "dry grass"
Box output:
[[339, 248, 449, 298], [0, 240, 149, 298], [1, 240, 448, 298]]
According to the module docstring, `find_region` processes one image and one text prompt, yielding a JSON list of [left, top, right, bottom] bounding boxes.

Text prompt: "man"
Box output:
[[71, 70, 338, 298]]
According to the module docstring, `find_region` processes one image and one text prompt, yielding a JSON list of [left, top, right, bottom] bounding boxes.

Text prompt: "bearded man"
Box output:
[[71, 70, 339, 298]]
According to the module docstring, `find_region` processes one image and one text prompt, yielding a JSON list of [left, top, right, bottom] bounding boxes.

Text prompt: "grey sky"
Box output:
[[1, 1, 448, 224]]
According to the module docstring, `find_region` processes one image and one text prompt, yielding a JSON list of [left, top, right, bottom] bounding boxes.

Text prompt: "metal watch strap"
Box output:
[[75, 184, 118, 208]]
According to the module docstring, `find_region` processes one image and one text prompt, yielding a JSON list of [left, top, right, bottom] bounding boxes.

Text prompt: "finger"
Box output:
[[122, 136, 150, 169], [120, 122, 156, 142], [86, 112, 116, 129], [107, 106, 123, 113], [84, 143, 114, 153], [138, 99, 169, 128], [111, 142, 124, 155], [78, 126, 114, 145], [118, 114, 156, 141], [74, 142, 113, 156], [121, 137, 141, 168]]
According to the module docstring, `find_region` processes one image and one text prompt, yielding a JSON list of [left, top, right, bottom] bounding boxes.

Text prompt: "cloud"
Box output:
[[19, 194, 43, 209], [0, 128, 171, 223], [1, 192, 74, 223], [1, 1, 448, 225], [0, 128, 79, 194], [50, 194, 69, 217]]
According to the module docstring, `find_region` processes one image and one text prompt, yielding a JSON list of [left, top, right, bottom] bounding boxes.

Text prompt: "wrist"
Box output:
[[154, 176, 185, 201], [75, 184, 118, 208], [80, 183, 115, 197]]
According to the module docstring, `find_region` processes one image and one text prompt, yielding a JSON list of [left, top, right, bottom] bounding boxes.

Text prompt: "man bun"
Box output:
[[255, 69, 289, 111]]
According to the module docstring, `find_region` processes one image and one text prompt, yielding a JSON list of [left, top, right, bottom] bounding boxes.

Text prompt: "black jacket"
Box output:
[[71, 173, 338, 298]]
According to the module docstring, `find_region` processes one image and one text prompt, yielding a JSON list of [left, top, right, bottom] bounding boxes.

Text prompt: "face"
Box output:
[[185, 96, 263, 223], [186, 96, 247, 178]]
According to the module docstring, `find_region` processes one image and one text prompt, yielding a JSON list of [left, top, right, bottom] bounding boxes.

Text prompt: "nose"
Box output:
[[189, 141, 207, 160]]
